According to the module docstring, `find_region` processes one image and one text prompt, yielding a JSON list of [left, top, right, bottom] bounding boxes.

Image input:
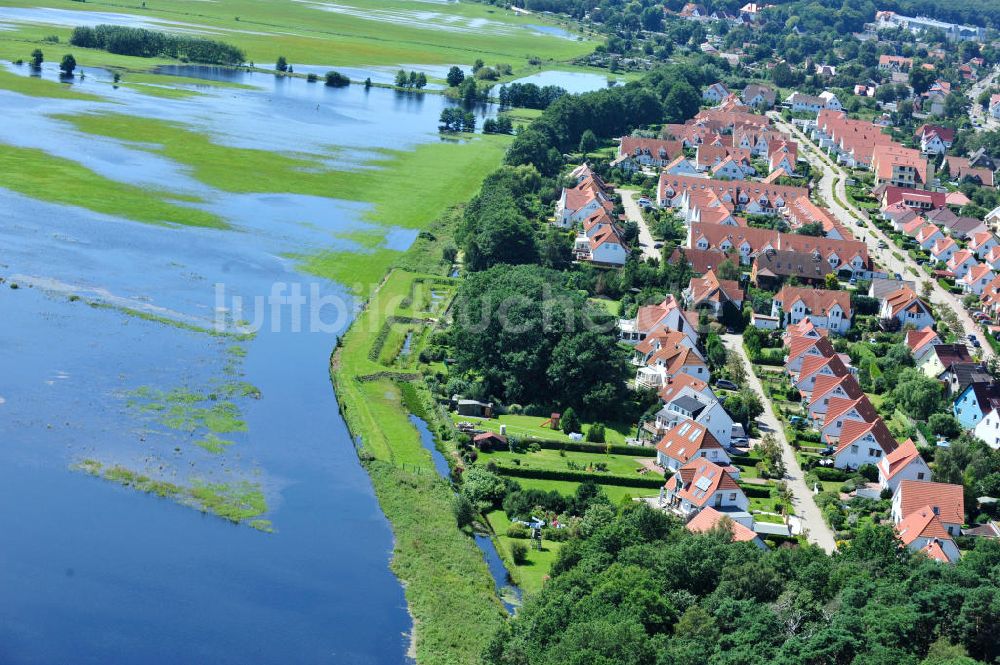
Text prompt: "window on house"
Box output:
[[851, 445, 858, 454]]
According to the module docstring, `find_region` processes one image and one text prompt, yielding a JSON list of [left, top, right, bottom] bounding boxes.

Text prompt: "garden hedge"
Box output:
[[494, 465, 666, 488], [530, 439, 658, 457]]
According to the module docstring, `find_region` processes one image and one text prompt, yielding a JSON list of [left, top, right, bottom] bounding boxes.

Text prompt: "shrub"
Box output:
[[510, 541, 528, 564], [858, 464, 879, 483], [306, 73, 318, 82], [585, 423, 606, 443], [813, 467, 849, 482], [506, 522, 529, 538], [325, 70, 350, 87]]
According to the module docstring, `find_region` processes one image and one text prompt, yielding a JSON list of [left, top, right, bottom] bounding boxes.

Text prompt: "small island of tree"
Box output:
[[59, 54, 76, 76]]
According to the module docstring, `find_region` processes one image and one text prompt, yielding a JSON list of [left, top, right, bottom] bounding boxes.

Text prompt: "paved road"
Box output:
[[619, 188, 659, 262], [967, 69, 1000, 132], [770, 113, 993, 363], [723, 334, 838, 553]]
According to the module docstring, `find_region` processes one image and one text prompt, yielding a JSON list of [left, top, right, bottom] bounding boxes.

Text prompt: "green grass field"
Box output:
[[0, 0, 595, 73], [485, 510, 562, 595], [451, 413, 637, 446], [478, 447, 656, 479]]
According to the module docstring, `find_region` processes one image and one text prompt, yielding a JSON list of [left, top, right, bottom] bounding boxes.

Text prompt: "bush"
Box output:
[[494, 466, 665, 488], [585, 423, 606, 443], [510, 541, 528, 565], [858, 464, 879, 483], [813, 467, 849, 482], [452, 494, 475, 529], [506, 522, 529, 538], [325, 70, 350, 87]]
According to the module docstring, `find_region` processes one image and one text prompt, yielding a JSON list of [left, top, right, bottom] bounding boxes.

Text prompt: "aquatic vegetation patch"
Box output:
[[0, 143, 227, 229], [75, 459, 271, 530], [195, 433, 236, 454], [0, 66, 104, 100], [128, 385, 251, 436]]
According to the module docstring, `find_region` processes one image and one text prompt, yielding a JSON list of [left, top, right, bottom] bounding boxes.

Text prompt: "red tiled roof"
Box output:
[[897, 505, 952, 545], [896, 480, 965, 525], [809, 373, 864, 404], [822, 395, 879, 430], [835, 417, 898, 456], [879, 438, 923, 481], [674, 457, 742, 508], [775, 286, 852, 319], [906, 327, 940, 354], [656, 419, 723, 465], [686, 506, 758, 542], [657, 373, 710, 404]]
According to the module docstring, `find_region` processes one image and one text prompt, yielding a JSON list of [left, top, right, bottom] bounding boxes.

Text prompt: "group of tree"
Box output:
[[481, 116, 514, 135], [448, 264, 628, 418], [275, 55, 291, 73], [483, 501, 1000, 665], [324, 70, 350, 87], [471, 58, 512, 82], [439, 107, 476, 133], [497, 82, 567, 110], [394, 69, 428, 89], [69, 25, 244, 65]]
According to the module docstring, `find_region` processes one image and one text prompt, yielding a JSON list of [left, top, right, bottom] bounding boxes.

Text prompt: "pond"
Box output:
[[507, 69, 616, 94], [0, 61, 499, 665]]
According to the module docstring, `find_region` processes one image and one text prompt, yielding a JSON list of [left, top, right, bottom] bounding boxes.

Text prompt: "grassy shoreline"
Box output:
[[329, 257, 506, 663]]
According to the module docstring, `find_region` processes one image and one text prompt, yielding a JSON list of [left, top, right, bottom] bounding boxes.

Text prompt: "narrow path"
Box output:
[[771, 113, 993, 363], [723, 334, 838, 553], [619, 188, 659, 262]]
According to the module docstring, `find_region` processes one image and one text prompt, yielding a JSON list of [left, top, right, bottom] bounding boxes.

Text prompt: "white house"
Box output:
[[905, 326, 942, 364], [877, 438, 930, 493], [892, 480, 965, 537], [655, 392, 735, 448], [916, 224, 944, 251], [931, 237, 957, 264], [896, 507, 962, 562], [974, 405, 1000, 449], [710, 157, 746, 180], [655, 419, 731, 471], [947, 249, 978, 279], [819, 91, 842, 111], [990, 93, 1000, 120], [832, 417, 898, 470], [969, 231, 999, 259], [879, 287, 935, 330], [820, 395, 879, 443], [959, 263, 996, 296], [806, 373, 864, 422], [703, 82, 731, 105], [662, 457, 748, 519], [772, 287, 852, 335]]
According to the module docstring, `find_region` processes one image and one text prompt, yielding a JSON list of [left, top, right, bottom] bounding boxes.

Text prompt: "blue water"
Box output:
[[0, 57, 505, 665], [527, 24, 577, 40], [508, 69, 615, 94]]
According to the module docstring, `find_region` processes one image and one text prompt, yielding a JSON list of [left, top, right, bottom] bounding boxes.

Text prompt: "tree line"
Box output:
[[69, 25, 244, 65], [498, 82, 567, 110]]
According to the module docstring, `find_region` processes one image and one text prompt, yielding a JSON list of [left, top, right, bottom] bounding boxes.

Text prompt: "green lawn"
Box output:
[[0, 0, 596, 72], [486, 510, 563, 596], [452, 413, 636, 445], [478, 447, 658, 479], [507, 477, 658, 503], [588, 297, 622, 317]]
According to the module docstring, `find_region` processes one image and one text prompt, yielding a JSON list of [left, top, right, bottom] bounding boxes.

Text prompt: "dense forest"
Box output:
[[69, 25, 245, 65], [483, 503, 1000, 665]]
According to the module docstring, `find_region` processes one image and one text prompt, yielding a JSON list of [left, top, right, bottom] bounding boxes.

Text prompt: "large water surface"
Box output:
[[0, 62, 497, 664]]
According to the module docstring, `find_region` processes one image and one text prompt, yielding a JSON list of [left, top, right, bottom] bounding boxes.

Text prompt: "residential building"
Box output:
[[806, 373, 865, 421], [879, 287, 935, 329], [874, 11, 984, 41], [555, 171, 614, 228], [614, 137, 685, 171], [750, 249, 835, 288], [782, 196, 844, 238], [703, 82, 731, 105], [654, 391, 735, 448], [785, 335, 838, 377], [895, 507, 962, 562], [892, 480, 965, 537], [662, 457, 747, 518], [931, 237, 957, 264], [869, 277, 916, 300], [820, 395, 879, 443], [947, 249, 978, 279], [954, 381, 1000, 431], [634, 338, 709, 390], [969, 232, 999, 259], [795, 353, 852, 398], [959, 263, 995, 296], [684, 269, 744, 318], [618, 294, 697, 344], [656, 419, 730, 471], [772, 286, 852, 334], [878, 54, 913, 72], [742, 83, 776, 109], [833, 417, 898, 469], [905, 326, 941, 364], [942, 155, 995, 187], [685, 507, 767, 548], [871, 144, 931, 189], [877, 438, 930, 493]]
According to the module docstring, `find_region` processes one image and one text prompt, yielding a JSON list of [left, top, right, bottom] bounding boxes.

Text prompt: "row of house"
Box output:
[[554, 164, 630, 266]]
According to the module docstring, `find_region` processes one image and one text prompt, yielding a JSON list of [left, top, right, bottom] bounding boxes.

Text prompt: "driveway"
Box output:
[[723, 334, 838, 553], [619, 188, 659, 261], [770, 113, 993, 363]]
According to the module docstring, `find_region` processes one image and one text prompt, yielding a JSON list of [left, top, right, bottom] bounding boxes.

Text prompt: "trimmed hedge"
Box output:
[[531, 439, 658, 457], [494, 465, 666, 488], [739, 484, 774, 499], [730, 454, 758, 466], [812, 467, 848, 481]]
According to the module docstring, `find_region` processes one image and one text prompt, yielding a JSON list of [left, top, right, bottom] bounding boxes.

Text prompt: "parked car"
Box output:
[[894, 272, 902, 280], [849, 277, 857, 286], [653, 242, 663, 249], [819, 446, 835, 456], [789, 416, 807, 428], [714, 379, 739, 391], [968, 334, 978, 341]]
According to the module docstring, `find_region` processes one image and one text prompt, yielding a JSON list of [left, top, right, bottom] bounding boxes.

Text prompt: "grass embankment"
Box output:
[[452, 412, 636, 446], [332, 268, 504, 664], [0, 143, 226, 228], [486, 510, 562, 595], [0, 0, 595, 72]]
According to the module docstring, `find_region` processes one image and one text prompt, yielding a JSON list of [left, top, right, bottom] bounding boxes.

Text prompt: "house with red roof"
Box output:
[[782, 316, 827, 347], [969, 232, 999, 259], [947, 249, 978, 279], [615, 137, 685, 172], [555, 171, 614, 228], [820, 395, 879, 443], [656, 419, 730, 471], [703, 82, 731, 105], [656, 373, 716, 406], [685, 507, 767, 548], [959, 263, 996, 296], [942, 155, 995, 187], [879, 54, 913, 73], [773, 286, 852, 334], [632, 329, 702, 366], [916, 224, 944, 251], [878, 185, 947, 212], [914, 124, 954, 155], [872, 143, 931, 190], [892, 480, 965, 537], [833, 417, 898, 469], [905, 326, 941, 363], [795, 353, 852, 398], [896, 507, 961, 563], [662, 457, 747, 518], [684, 269, 744, 319], [931, 236, 957, 264], [806, 374, 864, 422], [879, 287, 935, 329], [635, 340, 709, 390], [785, 335, 837, 377], [618, 294, 700, 344], [782, 196, 845, 239], [878, 438, 930, 493]]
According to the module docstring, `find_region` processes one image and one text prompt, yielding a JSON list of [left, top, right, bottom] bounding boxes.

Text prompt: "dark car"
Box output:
[[715, 379, 739, 391], [820, 446, 835, 456]]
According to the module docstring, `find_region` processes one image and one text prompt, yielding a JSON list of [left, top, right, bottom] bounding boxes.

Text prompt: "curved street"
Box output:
[[770, 112, 993, 364]]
